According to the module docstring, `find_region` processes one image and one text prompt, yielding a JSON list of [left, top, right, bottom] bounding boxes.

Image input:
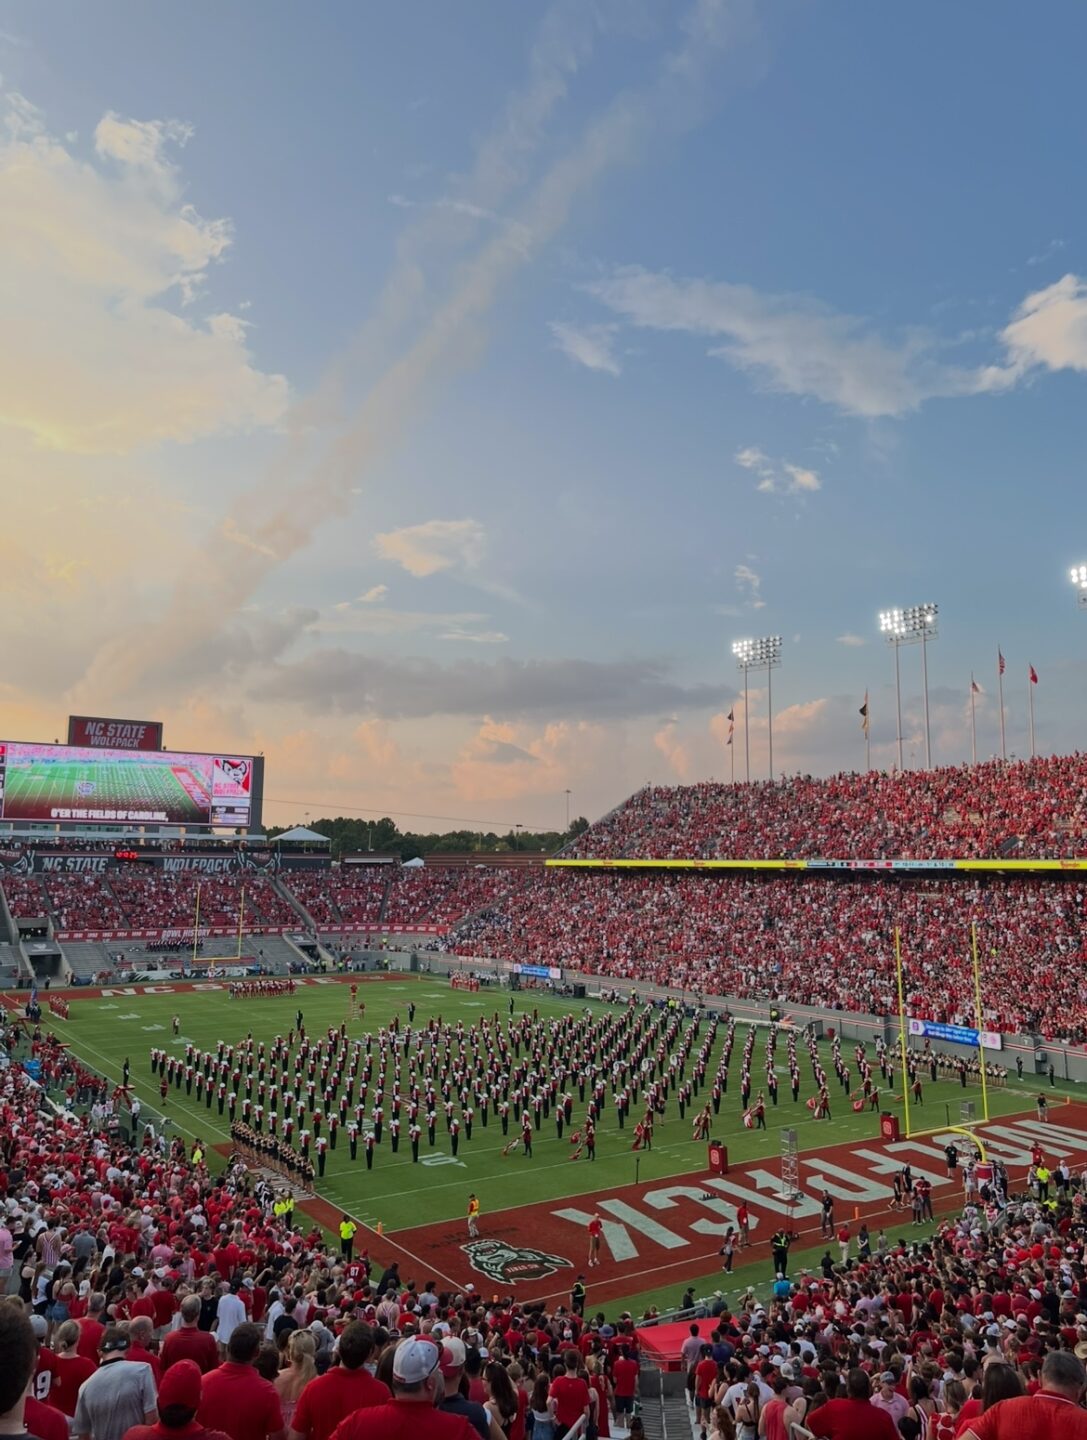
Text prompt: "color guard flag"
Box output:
[[1029, 665, 1039, 684]]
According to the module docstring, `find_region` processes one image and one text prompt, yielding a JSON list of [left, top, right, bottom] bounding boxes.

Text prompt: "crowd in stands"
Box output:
[[451, 871, 1087, 1041], [382, 869, 512, 928], [566, 754, 1087, 861], [285, 872, 389, 928], [5, 1000, 1087, 1440]]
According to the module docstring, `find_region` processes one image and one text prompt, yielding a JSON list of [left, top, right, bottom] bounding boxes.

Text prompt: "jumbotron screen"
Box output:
[[0, 742, 262, 827]]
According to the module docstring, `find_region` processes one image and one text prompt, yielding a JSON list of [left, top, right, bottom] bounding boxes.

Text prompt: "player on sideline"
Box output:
[[467, 1193, 481, 1238]]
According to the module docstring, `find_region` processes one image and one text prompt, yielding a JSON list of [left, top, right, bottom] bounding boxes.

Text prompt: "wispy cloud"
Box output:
[[836, 633, 865, 647], [375, 519, 486, 578], [589, 265, 1087, 419], [222, 518, 277, 559], [735, 445, 821, 496], [359, 584, 388, 604], [1027, 238, 1067, 267], [439, 626, 510, 644], [734, 563, 765, 609], [549, 320, 621, 375]]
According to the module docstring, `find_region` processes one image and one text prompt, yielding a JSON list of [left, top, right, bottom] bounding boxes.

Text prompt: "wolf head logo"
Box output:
[[461, 1239, 573, 1285]]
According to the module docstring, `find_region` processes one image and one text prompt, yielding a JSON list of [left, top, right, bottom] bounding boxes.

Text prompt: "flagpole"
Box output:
[[1028, 669, 1035, 759], [865, 700, 871, 772], [997, 650, 1006, 760], [743, 664, 750, 784], [970, 674, 977, 766]]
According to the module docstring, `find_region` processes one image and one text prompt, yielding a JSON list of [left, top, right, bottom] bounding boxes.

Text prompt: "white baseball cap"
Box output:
[[392, 1337, 440, 1384]]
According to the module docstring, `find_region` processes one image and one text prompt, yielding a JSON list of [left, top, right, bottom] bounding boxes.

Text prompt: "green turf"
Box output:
[[43, 975, 1059, 1267], [5, 758, 208, 824]]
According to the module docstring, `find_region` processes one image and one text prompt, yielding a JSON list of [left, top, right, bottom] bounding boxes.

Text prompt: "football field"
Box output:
[[31, 975, 1071, 1309], [3, 758, 209, 823]]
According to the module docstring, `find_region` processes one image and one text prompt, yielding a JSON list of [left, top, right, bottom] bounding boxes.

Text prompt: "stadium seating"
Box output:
[[566, 753, 1087, 860], [450, 869, 1087, 1042], [381, 866, 513, 926], [284, 867, 391, 926]]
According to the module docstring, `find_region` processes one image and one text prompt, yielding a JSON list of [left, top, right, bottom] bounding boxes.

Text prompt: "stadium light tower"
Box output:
[[878, 603, 938, 770], [1071, 564, 1087, 609], [732, 635, 782, 781]]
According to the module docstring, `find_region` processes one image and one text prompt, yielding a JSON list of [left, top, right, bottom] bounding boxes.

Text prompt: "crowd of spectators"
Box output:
[[5, 998, 1087, 1439], [451, 870, 1087, 1041], [284, 872, 390, 928], [566, 754, 1087, 861], [382, 869, 512, 928]]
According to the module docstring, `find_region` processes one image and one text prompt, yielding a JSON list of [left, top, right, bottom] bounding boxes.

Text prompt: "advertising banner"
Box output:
[[907, 1017, 1003, 1051]]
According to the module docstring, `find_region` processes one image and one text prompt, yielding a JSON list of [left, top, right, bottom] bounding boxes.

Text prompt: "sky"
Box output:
[[2, 1, 1087, 836]]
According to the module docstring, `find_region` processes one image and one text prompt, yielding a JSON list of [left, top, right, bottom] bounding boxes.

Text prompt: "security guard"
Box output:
[[571, 1275, 587, 1317], [339, 1214, 358, 1258], [771, 1226, 791, 1277]]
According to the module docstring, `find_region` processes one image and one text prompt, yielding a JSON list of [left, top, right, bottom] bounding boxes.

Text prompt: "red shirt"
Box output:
[[129, 1346, 163, 1383], [34, 1348, 59, 1404], [966, 1393, 1087, 1438], [77, 1317, 105, 1364], [162, 1328, 220, 1376], [198, 1363, 285, 1440], [695, 1358, 717, 1400], [124, 1423, 233, 1440], [329, 1400, 477, 1440], [808, 1397, 899, 1440], [26, 1396, 69, 1440], [290, 1367, 391, 1440], [50, 1354, 99, 1417], [613, 1358, 639, 1398], [550, 1376, 591, 1428]]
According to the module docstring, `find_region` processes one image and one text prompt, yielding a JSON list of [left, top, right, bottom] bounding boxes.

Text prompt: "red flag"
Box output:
[[998, 651, 1006, 676], [1030, 665, 1038, 684]]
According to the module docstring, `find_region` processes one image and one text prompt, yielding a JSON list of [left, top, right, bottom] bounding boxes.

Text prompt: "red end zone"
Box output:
[[344, 1105, 1087, 1308]]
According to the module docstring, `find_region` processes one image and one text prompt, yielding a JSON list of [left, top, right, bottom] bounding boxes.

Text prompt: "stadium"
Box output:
[[4, 711, 1087, 1433]]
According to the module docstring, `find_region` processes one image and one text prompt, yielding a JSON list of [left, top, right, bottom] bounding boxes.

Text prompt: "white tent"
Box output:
[[274, 825, 330, 845]]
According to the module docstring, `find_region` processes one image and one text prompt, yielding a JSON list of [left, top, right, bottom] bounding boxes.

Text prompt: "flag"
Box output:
[[998, 651, 1006, 676], [727, 708, 734, 723], [971, 679, 981, 694], [29, 984, 37, 1007], [726, 733, 732, 746], [1029, 665, 1038, 685], [859, 694, 869, 737]]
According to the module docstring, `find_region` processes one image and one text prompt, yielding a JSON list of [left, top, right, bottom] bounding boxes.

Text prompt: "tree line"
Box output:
[[267, 814, 589, 862]]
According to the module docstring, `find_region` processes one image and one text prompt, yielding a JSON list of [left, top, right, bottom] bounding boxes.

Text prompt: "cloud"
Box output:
[[0, 89, 288, 454], [994, 274, 1087, 379], [594, 263, 1087, 421], [359, 585, 388, 604], [783, 462, 820, 492], [251, 651, 733, 721], [1026, 238, 1067, 267], [653, 717, 690, 778], [68, 1, 744, 703], [314, 606, 494, 638], [836, 633, 865, 647], [374, 518, 486, 578], [734, 563, 765, 609], [590, 266, 950, 416], [735, 445, 821, 496], [222, 517, 277, 560], [439, 627, 510, 644], [549, 320, 621, 375]]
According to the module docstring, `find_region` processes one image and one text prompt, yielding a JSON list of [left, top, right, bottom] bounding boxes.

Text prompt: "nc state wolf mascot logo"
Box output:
[[462, 1239, 573, 1285]]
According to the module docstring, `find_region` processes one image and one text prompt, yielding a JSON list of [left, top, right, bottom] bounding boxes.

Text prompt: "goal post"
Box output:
[[894, 921, 991, 1144]]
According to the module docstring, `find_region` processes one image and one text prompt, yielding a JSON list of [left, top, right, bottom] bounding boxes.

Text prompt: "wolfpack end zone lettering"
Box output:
[[67, 716, 164, 751]]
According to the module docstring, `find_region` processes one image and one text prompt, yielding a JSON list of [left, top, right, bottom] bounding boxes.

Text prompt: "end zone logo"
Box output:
[[462, 1239, 572, 1285]]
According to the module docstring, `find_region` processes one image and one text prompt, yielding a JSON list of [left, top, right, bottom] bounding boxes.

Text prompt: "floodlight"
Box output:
[[877, 601, 939, 769]]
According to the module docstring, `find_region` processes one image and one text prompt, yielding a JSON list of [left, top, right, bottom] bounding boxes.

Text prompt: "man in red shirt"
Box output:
[[549, 1350, 590, 1435], [162, 1296, 220, 1376], [612, 1345, 639, 1420], [808, 1367, 899, 1439], [693, 1345, 717, 1428], [328, 1338, 476, 1440], [287, 1323, 390, 1440], [198, 1324, 285, 1440], [76, 1293, 107, 1364], [962, 1350, 1087, 1438]]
